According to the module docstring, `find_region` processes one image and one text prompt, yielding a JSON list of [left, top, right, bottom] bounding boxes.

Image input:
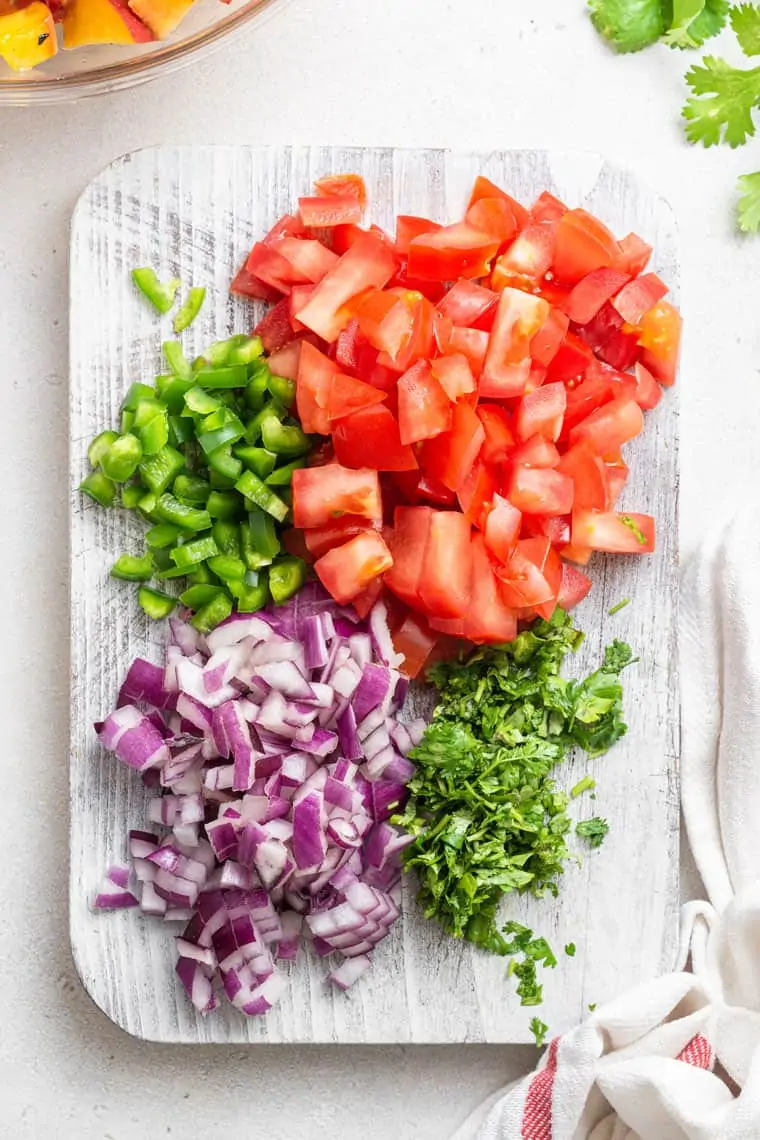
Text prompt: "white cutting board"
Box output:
[[69, 146, 679, 1044]]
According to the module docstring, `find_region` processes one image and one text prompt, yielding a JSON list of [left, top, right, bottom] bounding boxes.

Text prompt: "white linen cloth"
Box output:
[[453, 509, 760, 1140]]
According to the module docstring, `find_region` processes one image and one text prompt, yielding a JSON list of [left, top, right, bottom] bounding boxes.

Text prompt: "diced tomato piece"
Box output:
[[297, 233, 397, 342], [437, 279, 498, 328], [465, 198, 522, 244], [530, 191, 568, 223], [296, 341, 333, 433], [351, 577, 384, 618], [457, 461, 499, 529], [465, 533, 518, 644], [334, 318, 365, 373], [390, 295, 436, 372], [326, 371, 387, 421], [557, 440, 610, 510], [255, 298, 298, 354], [577, 301, 641, 371], [476, 404, 515, 464], [354, 288, 415, 359], [481, 288, 550, 398], [632, 362, 662, 411], [416, 474, 457, 507], [467, 176, 529, 226], [508, 466, 574, 516], [289, 283, 316, 330], [612, 273, 668, 325], [276, 237, 339, 284], [292, 464, 381, 529], [496, 537, 560, 613], [333, 404, 418, 471], [638, 300, 681, 387], [230, 262, 282, 302], [384, 505, 432, 607], [606, 464, 629, 506], [247, 242, 310, 292], [299, 196, 362, 227], [510, 434, 560, 469], [530, 308, 570, 367], [514, 381, 567, 443], [313, 173, 368, 207], [304, 514, 377, 559], [330, 224, 368, 255], [397, 361, 453, 445], [561, 368, 614, 436], [395, 215, 442, 254], [315, 531, 393, 604], [263, 214, 308, 246], [393, 612, 437, 679], [572, 509, 655, 554], [557, 563, 592, 610], [419, 400, 486, 493], [561, 543, 592, 566], [408, 223, 500, 281], [552, 208, 620, 285], [491, 222, 556, 287], [281, 527, 311, 561], [564, 268, 631, 325], [387, 259, 448, 304], [445, 326, 489, 376], [545, 331, 594, 384], [267, 340, 302, 381], [615, 232, 653, 277], [484, 493, 521, 563], [417, 510, 472, 619], [431, 353, 476, 401], [570, 397, 644, 455], [523, 514, 571, 546], [427, 616, 466, 636]]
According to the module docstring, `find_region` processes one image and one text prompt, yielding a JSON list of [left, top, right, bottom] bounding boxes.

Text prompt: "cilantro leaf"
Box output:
[[683, 56, 760, 147], [731, 3, 760, 53], [665, 0, 730, 46], [565, 942, 577, 956], [589, 0, 668, 52], [396, 611, 631, 951], [738, 170, 760, 230], [530, 1017, 549, 1048], [663, 0, 708, 46], [576, 817, 610, 848]]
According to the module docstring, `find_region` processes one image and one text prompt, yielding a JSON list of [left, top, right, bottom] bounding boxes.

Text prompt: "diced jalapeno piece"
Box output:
[[80, 471, 117, 508], [100, 434, 143, 483], [180, 584, 225, 609], [111, 553, 154, 582], [163, 340, 193, 382], [146, 522, 183, 549], [138, 445, 185, 495], [191, 592, 233, 633], [269, 557, 307, 605], [266, 374, 296, 407], [260, 418, 310, 458], [138, 586, 178, 620], [154, 494, 211, 532], [88, 430, 119, 468], [265, 458, 307, 486], [173, 472, 211, 505], [234, 470, 289, 522], [233, 446, 277, 479]]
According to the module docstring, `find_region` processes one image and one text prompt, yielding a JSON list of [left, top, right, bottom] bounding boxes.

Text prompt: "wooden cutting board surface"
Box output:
[[69, 146, 679, 1044]]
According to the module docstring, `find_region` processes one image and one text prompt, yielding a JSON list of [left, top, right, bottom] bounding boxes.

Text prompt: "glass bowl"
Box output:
[[0, 0, 288, 104]]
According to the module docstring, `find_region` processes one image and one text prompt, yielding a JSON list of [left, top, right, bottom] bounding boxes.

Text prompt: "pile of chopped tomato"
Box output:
[[231, 172, 680, 676]]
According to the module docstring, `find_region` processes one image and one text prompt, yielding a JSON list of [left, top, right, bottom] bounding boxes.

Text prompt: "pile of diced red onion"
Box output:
[[94, 584, 425, 1017]]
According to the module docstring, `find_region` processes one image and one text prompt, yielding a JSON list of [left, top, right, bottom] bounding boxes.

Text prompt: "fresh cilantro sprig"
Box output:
[[588, 0, 760, 231], [393, 609, 631, 954]]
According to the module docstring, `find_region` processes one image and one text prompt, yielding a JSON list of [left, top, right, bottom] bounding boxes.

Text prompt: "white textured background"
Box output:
[[0, 0, 750, 1135]]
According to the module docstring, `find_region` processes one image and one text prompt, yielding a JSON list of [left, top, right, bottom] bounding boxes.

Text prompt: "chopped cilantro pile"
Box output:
[[393, 609, 632, 955]]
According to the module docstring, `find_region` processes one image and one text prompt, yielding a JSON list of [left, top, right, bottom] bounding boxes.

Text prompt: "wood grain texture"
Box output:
[[69, 146, 679, 1044]]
